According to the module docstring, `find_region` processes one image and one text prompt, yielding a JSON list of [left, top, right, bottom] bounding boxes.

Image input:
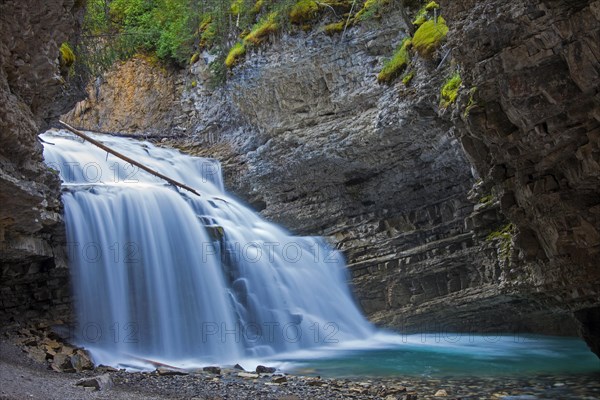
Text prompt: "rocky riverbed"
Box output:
[[2, 321, 599, 400]]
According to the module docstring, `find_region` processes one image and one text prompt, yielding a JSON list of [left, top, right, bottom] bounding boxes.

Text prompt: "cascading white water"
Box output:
[[41, 129, 374, 368]]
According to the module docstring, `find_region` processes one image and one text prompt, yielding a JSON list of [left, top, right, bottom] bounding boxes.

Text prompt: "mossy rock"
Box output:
[[324, 20, 346, 35], [412, 1, 440, 27], [355, 0, 389, 22], [321, 0, 354, 12], [59, 42, 75, 68], [425, 1, 439, 11], [412, 16, 448, 57], [402, 70, 415, 85], [440, 71, 461, 108], [289, 0, 319, 24], [377, 38, 412, 83], [244, 12, 279, 45], [225, 42, 246, 68]]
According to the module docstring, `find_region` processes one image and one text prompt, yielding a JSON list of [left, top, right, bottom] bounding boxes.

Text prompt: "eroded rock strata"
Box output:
[[0, 0, 84, 320], [446, 0, 600, 355]]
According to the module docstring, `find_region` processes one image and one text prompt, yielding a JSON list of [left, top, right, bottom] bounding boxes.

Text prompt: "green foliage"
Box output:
[[84, 0, 111, 35], [412, 15, 448, 57], [289, 0, 319, 24], [225, 42, 247, 67], [81, 0, 196, 67], [59, 42, 76, 68], [253, 0, 266, 14], [79, 0, 435, 82], [231, 0, 245, 15], [440, 71, 461, 108], [377, 38, 412, 83]]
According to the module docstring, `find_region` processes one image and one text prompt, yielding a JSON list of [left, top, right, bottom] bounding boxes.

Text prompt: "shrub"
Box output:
[[412, 16, 448, 57], [377, 38, 412, 83]]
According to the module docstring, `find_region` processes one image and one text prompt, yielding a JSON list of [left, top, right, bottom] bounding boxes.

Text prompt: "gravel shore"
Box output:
[[1, 325, 599, 400]]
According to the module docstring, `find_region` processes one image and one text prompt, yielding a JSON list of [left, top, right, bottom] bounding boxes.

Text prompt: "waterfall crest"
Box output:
[[41, 129, 373, 368]]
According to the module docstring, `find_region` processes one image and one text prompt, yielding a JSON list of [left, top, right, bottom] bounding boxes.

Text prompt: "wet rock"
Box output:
[[70, 350, 94, 372], [96, 365, 119, 373], [51, 353, 75, 373], [272, 375, 288, 384], [157, 367, 189, 376], [202, 366, 221, 374], [76, 373, 113, 391], [256, 365, 276, 374], [383, 385, 408, 396]]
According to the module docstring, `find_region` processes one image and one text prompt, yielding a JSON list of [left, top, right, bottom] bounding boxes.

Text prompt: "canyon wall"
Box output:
[[64, 1, 595, 346], [446, 0, 600, 354], [0, 0, 85, 321]]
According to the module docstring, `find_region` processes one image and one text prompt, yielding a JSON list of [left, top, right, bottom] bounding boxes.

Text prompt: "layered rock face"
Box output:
[[0, 0, 84, 320], [444, 0, 600, 354], [65, 56, 183, 135], [66, 9, 581, 340]]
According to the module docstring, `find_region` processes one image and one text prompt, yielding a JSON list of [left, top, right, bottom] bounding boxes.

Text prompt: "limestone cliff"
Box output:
[[446, 0, 600, 355], [64, 1, 599, 354], [0, 0, 85, 320]]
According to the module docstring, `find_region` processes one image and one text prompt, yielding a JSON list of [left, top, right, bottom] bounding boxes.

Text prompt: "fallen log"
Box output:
[[58, 120, 201, 197]]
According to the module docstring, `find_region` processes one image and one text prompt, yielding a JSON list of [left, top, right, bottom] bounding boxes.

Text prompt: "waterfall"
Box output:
[[41, 129, 374, 368]]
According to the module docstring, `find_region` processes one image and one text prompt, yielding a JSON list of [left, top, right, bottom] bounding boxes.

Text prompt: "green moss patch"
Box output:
[[289, 0, 319, 24], [412, 16, 448, 57], [355, 0, 389, 22], [425, 1, 439, 11], [244, 12, 279, 45], [225, 42, 246, 68], [402, 70, 414, 85], [377, 38, 412, 83], [440, 71, 461, 108], [324, 20, 346, 35], [59, 42, 76, 68]]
